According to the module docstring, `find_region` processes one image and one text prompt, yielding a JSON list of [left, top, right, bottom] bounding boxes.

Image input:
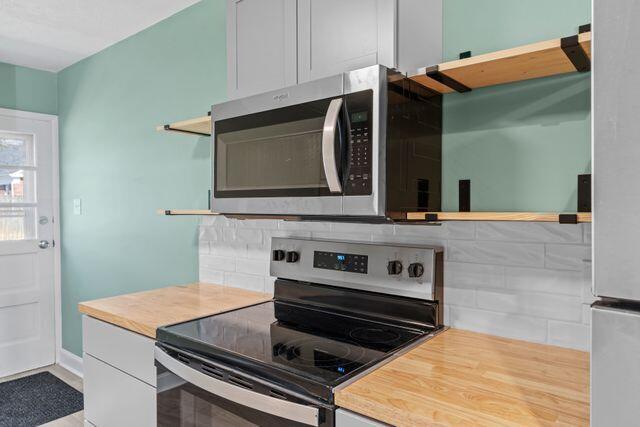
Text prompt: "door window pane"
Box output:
[[0, 169, 35, 203], [0, 133, 35, 167], [0, 207, 36, 241]]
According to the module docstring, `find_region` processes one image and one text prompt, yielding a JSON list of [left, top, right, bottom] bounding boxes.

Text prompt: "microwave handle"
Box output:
[[322, 98, 344, 193], [155, 346, 319, 426]]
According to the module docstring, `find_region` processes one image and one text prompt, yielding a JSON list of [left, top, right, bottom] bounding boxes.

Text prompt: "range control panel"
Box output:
[[313, 251, 368, 274], [270, 237, 443, 301]]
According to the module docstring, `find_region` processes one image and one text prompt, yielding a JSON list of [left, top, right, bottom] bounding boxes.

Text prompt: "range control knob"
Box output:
[[285, 251, 300, 263], [408, 263, 424, 278], [387, 260, 403, 275], [272, 249, 286, 261]]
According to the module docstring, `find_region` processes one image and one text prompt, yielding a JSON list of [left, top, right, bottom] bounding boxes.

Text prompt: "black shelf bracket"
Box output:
[[579, 23, 591, 34], [163, 124, 210, 137], [425, 65, 472, 93], [561, 35, 591, 73], [459, 180, 471, 212], [459, 51, 472, 60], [578, 174, 591, 213], [424, 213, 439, 222], [559, 214, 579, 224]]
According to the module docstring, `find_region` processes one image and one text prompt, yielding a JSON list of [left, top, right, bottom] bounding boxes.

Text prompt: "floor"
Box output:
[[0, 364, 84, 427]]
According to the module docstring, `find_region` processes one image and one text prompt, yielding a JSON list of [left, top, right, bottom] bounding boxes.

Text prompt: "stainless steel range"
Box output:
[[155, 238, 444, 426]]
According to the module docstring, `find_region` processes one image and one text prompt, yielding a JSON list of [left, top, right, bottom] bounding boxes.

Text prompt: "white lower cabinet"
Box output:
[[336, 409, 387, 427], [82, 316, 156, 427]]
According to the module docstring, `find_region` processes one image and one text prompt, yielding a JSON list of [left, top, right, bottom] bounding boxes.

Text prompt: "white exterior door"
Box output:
[[0, 108, 57, 377]]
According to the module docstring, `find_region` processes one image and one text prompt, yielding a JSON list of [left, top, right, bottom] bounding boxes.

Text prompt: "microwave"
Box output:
[[211, 65, 442, 221]]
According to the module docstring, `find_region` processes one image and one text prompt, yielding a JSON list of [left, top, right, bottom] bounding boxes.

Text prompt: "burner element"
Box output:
[[349, 327, 402, 344]]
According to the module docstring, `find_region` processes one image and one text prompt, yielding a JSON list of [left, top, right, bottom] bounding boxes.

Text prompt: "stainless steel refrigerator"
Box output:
[[592, 0, 640, 425]]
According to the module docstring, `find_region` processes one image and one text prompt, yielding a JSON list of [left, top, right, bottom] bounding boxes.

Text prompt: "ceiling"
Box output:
[[0, 0, 201, 72]]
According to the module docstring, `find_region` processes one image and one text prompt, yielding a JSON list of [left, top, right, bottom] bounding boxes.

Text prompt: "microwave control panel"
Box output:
[[345, 91, 373, 196]]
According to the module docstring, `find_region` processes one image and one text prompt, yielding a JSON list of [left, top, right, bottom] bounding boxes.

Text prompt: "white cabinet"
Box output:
[[227, 0, 442, 95], [336, 409, 387, 426], [297, 0, 397, 83], [227, 0, 297, 99], [83, 354, 156, 427], [82, 316, 156, 427]]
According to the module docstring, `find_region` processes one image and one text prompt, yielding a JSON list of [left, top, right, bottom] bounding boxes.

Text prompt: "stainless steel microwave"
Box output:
[[211, 65, 442, 221]]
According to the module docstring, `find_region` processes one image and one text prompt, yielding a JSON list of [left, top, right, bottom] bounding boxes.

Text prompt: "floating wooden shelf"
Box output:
[[158, 209, 591, 223], [405, 212, 592, 223], [156, 115, 211, 136], [411, 31, 591, 94], [157, 209, 218, 216]]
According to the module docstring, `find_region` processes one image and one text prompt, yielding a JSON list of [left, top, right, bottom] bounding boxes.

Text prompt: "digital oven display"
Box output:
[[313, 251, 368, 274]]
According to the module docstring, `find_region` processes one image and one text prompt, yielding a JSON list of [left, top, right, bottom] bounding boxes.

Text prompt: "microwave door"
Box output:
[[212, 96, 345, 216]]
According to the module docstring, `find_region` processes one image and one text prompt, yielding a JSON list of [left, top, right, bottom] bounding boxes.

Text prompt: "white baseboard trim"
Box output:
[[59, 348, 83, 378]]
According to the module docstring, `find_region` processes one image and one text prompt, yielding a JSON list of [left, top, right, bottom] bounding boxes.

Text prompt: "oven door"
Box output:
[[155, 346, 333, 427], [212, 92, 347, 216]]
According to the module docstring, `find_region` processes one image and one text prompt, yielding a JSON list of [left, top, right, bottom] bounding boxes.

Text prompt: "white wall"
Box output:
[[199, 217, 592, 351]]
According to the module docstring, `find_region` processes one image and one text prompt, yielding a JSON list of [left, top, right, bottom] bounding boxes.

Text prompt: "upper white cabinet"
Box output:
[[297, 0, 397, 83], [227, 0, 297, 99], [227, 0, 442, 97]]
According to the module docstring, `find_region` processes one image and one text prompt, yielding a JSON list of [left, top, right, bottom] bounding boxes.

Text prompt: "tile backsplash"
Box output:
[[199, 217, 592, 351]]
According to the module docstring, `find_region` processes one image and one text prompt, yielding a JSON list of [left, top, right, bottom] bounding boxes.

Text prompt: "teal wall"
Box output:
[[57, 0, 226, 356], [442, 0, 591, 211], [0, 62, 58, 114]]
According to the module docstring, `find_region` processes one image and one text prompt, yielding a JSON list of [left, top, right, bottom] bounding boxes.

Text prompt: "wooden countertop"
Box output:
[[78, 283, 271, 338], [335, 329, 589, 427]]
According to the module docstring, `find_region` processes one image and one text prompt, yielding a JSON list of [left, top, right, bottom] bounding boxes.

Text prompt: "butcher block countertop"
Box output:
[[335, 328, 589, 427], [78, 283, 271, 338]]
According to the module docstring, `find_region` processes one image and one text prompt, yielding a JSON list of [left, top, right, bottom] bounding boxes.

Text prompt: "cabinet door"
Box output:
[[297, 0, 397, 83], [227, 0, 297, 99], [83, 354, 156, 427], [335, 409, 386, 426]]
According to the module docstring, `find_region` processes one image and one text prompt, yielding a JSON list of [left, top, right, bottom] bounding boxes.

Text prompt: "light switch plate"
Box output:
[[73, 198, 82, 215]]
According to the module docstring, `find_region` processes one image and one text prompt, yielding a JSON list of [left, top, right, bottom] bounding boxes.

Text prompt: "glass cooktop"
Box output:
[[158, 300, 428, 387]]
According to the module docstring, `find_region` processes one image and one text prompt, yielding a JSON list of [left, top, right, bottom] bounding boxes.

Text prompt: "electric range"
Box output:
[[155, 238, 444, 426]]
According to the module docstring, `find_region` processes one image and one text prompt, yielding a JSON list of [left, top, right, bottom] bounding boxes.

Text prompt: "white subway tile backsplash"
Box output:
[[583, 224, 592, 245], [199, 255, 236, 272], [449, 306, 548, 343], [235, 258, 269, 276], [476, 289, 582, 322], [395, 221, 475, 240], [448, 240, 545, 267], [476, 222, 583, 243], [445, 262, 504, 289], [331, 222, 394, 235], [548, 320, 590, 351], [504, 267, 584, 296], [199, 268, 224, 285], [224, 272, 265, 292], [278, 220, 331, 232], [199, 220, 592, 351], [545, 244, 591, 271], [444, 287, 476, 307]]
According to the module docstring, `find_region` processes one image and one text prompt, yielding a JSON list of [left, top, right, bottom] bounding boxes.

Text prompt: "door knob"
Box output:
[[38, 240, 50, 249]]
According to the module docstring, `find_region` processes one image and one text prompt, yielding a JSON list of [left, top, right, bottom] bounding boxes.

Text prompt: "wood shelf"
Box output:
[[405, 212, 591, 223], [156, 115, 211, 136], [158, 209, 591, 223], [411, 31, 591, 94]]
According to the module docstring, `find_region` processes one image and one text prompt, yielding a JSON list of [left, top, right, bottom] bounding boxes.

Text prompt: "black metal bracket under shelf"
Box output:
[[559, 214, 579, 224], [163, 124, 209, 137], [424, 65, 472, 93], [561, 35, 591, 73]]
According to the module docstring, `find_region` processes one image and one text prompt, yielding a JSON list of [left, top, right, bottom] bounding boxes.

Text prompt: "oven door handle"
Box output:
[[155, 347, 320, 426], [322, 98, 344, 194]]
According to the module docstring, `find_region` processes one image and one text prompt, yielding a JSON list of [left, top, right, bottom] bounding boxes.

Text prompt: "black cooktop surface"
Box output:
[[157, 300, 429, 395]]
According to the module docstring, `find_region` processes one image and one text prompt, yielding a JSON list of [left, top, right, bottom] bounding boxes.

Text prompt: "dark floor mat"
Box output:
[[0, 371, 83, 427]]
